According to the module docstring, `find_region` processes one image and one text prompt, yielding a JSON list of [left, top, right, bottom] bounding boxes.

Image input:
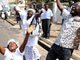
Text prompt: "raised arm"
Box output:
[[0, 46, 5, 55], [35, 10, 43, 20], [19, 25, 35, 53], [56, 0, 64, 12]]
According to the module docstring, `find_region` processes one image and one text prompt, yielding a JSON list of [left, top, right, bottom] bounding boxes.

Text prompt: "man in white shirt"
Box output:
[[46, 0, 80, 60], [14, 6, 42, 60], [41, 5, 53, 39]]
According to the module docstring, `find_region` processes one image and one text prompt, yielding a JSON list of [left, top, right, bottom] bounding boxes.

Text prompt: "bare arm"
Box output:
[[19, 25, 35, 53], [51, 16, 53, 22], [56, 0, 64, 12], [0, 46, 5, 55], [35, 11, 43, 20]]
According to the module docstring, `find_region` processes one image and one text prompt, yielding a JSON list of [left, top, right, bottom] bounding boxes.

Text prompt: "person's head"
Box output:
[[69, 1, 74, 7], [7, 39, 19, 52], [45, 5, 49, 10], [27, 9, 35, 17], [70, 2, 80, 16], [14, 6, 21, 12]]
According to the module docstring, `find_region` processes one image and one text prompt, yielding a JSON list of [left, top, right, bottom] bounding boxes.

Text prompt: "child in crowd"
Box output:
[[0, 25, 34, 60]]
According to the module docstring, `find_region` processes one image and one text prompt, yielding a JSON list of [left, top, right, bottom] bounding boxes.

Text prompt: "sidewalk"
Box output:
[[6, 15, 17, 26]]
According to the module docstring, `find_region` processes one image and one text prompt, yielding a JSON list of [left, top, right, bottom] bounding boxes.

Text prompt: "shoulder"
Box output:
[[16, 48, 23, 55], [42, 8, 45, 11], [48, 9, 52, 11], [4, 48, 10, 56], [48, 9, 52, 12]]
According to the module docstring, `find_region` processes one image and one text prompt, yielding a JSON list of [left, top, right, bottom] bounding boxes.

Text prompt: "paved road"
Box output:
[[0, 19, 48, 60], [0, 19, 21, 60]]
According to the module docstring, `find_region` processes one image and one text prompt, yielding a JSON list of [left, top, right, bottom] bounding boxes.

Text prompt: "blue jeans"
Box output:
[[46, 44, 73, 60]]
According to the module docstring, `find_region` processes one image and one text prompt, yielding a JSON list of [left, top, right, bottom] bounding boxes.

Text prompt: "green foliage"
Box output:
[[73, 0, 80, 2], [27, 0, 32, 2]]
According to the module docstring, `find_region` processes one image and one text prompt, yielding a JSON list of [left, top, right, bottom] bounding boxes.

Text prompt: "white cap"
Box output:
[[27, 8, 35, 14], [7, 39, 19, 47]]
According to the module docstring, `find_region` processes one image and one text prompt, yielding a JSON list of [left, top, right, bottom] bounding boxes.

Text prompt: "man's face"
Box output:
[[27, 10, 33, 17], [45, 5, 48, 10], [75, 4, 80, 14], [70, 5, 76, 16], [70, 3, 80, 16]]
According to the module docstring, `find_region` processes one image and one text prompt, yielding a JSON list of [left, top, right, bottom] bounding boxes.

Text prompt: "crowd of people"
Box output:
[[0, 0, 80, 60]]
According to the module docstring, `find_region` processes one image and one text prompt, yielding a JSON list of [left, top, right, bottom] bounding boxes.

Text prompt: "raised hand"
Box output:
[[56, 0, 64, 11], [20, 25, 35, 53], [27, 25, 35, 34]]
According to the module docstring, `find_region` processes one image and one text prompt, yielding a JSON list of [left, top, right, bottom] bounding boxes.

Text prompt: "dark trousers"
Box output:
[[16, 17, 21, 23], [42, 19, 50, 37], [16, 17, 22, 29], [46, 44, 73, 60]]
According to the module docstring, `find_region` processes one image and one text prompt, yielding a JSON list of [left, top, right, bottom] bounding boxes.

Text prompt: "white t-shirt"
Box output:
[[19, 10, 39, 46], [40, 8, 45, 19], [41, 9, 53, 19], [4, 48, 23, 60]]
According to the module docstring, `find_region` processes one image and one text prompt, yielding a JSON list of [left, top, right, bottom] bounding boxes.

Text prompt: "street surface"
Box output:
[[0, 19, 48, 60]]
